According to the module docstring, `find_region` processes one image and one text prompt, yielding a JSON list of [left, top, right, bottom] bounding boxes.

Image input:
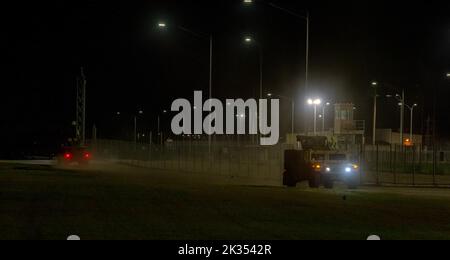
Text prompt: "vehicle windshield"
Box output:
[[329, 154, 347, 161], [311, 154, 325, 161]]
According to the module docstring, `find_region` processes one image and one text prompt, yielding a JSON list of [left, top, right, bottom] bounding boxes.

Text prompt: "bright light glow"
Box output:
[[326, 102, 331, 106], [84, 153, 90, 159], [326, 167, 331, 172], [446, 73, 450, 78], [244, 37, 253, 43], [307, 98, 321, 105], [158, 22, 167, 28], [267, 93, 273, 97], [372, 81, 378, 86], [64, 153, 72, 159], [352, 164, 359, 169], [243, 0, 253, 3], [345, 167, 352, 173]]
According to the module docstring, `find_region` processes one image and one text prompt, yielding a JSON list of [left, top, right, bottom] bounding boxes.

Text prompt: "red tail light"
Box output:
[[84, 153, 91, 159], [64, 153, 72, 159]]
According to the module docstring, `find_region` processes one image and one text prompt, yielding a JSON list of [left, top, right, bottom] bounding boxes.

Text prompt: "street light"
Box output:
[[386, 90, 406, 145], [157, 110, 168, 146], [371, 81, 378, 145], [307, 98, 321, 135], [157, 20, 214, 152], [404, 103, 418, 145], [243, 35, 263, 100], [243, 1, 310, 133], [116, 110, 145, 149]]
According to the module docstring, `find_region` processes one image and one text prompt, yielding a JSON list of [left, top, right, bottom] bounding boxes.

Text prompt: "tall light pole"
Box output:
[[243, 1, 310, 133], [244, 36, 263, 100], [157, 110, 168, 146], [398, 90, 405, 146], [157, 21, 213, 152], [268, 93, 295, 134], [371, 81, 378, 145], [244, 36, 264, 144], [308, 98, 321, 135], [404, 103, 418, 144]]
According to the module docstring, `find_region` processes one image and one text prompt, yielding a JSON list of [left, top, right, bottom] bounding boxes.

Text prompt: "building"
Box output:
[[375, 129, 423, 146]]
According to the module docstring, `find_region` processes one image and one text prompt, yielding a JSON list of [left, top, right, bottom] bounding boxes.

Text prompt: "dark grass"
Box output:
[[1, 163, 450, 240]]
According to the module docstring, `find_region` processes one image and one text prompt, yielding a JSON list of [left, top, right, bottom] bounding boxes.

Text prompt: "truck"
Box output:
[[283, 136, 361, 189]]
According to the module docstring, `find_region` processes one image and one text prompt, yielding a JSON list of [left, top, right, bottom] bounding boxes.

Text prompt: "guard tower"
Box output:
[[334, 103, 365, 149]]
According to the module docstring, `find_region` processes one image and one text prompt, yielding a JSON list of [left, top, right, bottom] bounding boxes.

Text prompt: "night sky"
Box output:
[[2, 0, 450, 153]]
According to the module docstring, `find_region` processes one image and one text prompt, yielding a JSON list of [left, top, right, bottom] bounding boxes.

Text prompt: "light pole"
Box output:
[[397, 91, 405, 146], [157, 21, 213, 152], [371, 81, 378, 145], [244, 36, 264, 144], [157, 110, 168, 146], [307, 98, 321, 135], [268, 93, 295, 135], [404, 103, 418, 144], [243, 1, 310, 132], [244, 36, 263, 100]]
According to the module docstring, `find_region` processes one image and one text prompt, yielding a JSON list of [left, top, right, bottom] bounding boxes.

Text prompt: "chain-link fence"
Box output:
[[91, 139, 294, 186], [362, 144, 450, 186], [90, 139, 450, 187]]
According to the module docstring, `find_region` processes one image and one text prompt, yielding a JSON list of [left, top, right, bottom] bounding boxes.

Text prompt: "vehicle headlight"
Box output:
[[326, 167, 331, 172], [345, 167, 352, 173]]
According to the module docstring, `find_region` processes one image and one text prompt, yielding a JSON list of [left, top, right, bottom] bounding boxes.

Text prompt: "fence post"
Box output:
[[376, 144, 380, 185], [412, 145, 416, 186], [393, 145, 397, 185]]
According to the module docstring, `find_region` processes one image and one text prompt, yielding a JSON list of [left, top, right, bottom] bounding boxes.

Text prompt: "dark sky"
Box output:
[[2, 0, 450, 150]]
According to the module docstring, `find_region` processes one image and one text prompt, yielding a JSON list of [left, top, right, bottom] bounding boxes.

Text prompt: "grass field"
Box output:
[[1, 162, 450, 240]]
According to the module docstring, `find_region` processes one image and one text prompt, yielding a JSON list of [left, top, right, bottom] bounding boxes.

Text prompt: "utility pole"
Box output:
[[371, 82, 378, 145], [76, 67, 87, 146], [400, 90, 405, 146]]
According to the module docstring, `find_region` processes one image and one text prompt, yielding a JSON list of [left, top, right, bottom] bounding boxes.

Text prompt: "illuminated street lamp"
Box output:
[[371, 81, 378, 145], [157, 110, 168, 146], [243, 35, 263, 100], [157, 21, 214, 152], [243, 0, 310, 133], [307, 98, 321, 135], [400, 103, 418, 145]]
